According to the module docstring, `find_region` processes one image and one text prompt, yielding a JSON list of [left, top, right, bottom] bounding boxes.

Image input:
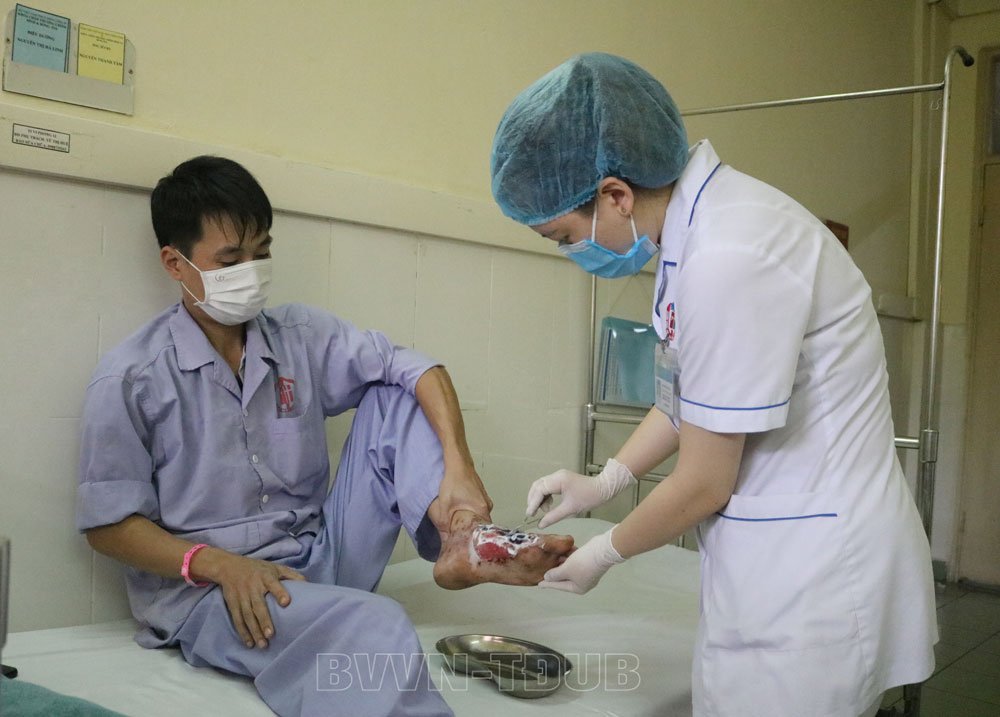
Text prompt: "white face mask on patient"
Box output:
[[174, 250, 273, 326]]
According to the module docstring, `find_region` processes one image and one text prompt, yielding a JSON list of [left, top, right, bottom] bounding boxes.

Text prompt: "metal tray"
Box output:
[[435, 634, 572, 699]]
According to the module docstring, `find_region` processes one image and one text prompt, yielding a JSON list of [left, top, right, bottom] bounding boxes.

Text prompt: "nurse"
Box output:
[[490, 53, 937, 717]]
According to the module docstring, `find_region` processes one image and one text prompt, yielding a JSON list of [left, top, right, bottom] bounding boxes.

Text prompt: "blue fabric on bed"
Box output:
[[0, 675, 126, 716]]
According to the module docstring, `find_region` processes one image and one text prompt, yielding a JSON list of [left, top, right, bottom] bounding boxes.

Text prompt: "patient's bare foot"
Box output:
[[433, 511, 575, 590]]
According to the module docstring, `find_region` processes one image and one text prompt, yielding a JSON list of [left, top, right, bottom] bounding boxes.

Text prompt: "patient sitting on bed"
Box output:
[[75, 156, 573, 717]]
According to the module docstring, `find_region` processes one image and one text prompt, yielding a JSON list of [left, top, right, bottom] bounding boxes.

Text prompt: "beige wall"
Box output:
[[3, 1, 915, 202], [1, 1, 922, 301]]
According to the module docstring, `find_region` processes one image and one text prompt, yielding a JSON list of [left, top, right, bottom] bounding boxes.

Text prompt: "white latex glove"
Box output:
[[525, 458, 636, 529], [538, 527, 625, 594]]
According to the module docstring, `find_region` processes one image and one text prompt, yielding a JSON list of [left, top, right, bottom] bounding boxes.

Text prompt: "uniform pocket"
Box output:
[[701, 490, 859, 651], [265, 409, 329, 495], [270, 411, 315, 435]]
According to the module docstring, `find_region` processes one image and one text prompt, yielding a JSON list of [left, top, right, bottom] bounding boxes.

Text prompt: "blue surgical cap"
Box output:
[[490, 52, 689, 226]]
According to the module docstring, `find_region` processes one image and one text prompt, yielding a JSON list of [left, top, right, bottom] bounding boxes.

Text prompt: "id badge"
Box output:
[[654, 342, 681, 426]]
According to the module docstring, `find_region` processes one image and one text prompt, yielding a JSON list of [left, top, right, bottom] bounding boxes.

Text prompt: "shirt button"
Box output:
[[243, 409, 249, 417], [251, 454, 260, 464], [261, 494, 270, 504]]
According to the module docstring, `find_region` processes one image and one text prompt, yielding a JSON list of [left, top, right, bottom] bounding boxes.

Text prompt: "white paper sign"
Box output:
[[12, 123, 70, 153]]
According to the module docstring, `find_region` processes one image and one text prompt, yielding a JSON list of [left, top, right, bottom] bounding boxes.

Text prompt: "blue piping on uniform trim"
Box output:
[[654, 260, 675, 318], [680, 396, 790, 411], [689, 162, 723, 227], [655, 161, 721, 318], [717, 512, 838, 522]]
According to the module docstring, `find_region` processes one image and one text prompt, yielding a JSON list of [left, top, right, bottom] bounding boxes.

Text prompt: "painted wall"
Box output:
[[2, 1, 916, 206], [0, 1, 922, 294], [0, 1, 948, 630]]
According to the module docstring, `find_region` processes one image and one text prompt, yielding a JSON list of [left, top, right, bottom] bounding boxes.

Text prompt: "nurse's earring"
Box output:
[[596, 176, 635, 219]]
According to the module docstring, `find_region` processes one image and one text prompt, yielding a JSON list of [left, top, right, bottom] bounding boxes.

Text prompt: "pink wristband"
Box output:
[[181, 543, 210, 587]]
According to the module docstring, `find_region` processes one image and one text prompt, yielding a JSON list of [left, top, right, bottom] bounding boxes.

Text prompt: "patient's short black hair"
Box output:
[[150, 156, 272, 257]]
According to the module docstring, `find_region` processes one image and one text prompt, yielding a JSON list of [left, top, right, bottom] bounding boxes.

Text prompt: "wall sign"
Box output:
[[3, 6, 135, 115], [11, 123, 71, 153], [77, 23, 125, 84], [10, 4, 70, 72]]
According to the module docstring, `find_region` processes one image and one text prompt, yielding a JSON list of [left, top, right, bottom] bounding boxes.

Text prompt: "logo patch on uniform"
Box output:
[[277, 376, 295, 414], [666, 302, 676, 343]]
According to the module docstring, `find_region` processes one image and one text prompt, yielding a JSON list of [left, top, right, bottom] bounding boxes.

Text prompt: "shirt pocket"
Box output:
[[270, 411, 316, 436], [265, 410, 330, 493], [700, 490, 859, 651]]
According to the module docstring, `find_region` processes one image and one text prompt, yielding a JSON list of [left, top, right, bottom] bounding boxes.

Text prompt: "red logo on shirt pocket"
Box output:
[[666, 302, 676, 343], [277, 376, 295, 414]]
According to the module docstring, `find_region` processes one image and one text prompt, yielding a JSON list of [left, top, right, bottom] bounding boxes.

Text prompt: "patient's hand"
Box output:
[[432, 512, 575, 590], [192, 549, 307, 649]]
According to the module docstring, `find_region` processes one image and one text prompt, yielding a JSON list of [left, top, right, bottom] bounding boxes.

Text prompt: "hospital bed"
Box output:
[[3, 518, 701, 716]]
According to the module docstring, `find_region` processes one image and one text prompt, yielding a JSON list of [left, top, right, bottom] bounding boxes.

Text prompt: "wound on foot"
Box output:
[[471, 524, 541, 563]]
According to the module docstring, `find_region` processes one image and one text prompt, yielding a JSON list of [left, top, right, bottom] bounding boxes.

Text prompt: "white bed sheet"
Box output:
[[5, 518, 701, 716]]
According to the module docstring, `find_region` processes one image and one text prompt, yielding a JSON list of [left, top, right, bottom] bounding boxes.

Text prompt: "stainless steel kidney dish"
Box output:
[[436, 634, 572, 699]]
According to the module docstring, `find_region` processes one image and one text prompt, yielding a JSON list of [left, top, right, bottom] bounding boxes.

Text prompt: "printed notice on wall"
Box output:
[[77, 23, 126, 84], [11, 4, 71, 72], [12, 123, 71, 153]]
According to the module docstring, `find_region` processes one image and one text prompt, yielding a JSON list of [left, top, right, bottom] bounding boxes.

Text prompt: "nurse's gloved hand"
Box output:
[[538, 527, 625, 594], [526, 458, 636, 529]]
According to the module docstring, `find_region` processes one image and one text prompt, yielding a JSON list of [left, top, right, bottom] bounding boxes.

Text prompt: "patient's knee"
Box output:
[[326, 589, 410, 627]]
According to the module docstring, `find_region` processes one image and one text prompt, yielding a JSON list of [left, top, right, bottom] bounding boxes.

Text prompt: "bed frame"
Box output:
[[4, 519, 702, 716]]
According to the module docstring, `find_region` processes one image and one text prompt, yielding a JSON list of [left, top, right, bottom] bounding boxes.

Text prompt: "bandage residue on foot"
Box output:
[[472, 524, 540, 563]]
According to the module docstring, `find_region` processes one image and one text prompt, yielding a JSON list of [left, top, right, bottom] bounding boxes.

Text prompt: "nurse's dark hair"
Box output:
[[150, 155, 272, 257]]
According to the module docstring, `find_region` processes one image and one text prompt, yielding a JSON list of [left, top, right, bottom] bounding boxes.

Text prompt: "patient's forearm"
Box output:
[[88, 516, 307, 650], [86, 515, 222, 582]]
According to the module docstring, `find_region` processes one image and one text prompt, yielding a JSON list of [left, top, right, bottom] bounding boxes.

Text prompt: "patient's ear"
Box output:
[[160, 246, 183, 280]]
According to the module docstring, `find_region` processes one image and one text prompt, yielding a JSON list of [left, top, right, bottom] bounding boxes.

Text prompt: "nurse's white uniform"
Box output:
[[652, 141, 937, 717]]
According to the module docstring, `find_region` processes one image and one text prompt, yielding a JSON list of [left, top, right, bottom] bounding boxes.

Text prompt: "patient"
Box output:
[[75, 156, 573, 717]]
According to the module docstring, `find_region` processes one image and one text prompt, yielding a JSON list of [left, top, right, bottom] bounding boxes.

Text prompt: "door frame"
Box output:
[[954, 45, 1000, 584]]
